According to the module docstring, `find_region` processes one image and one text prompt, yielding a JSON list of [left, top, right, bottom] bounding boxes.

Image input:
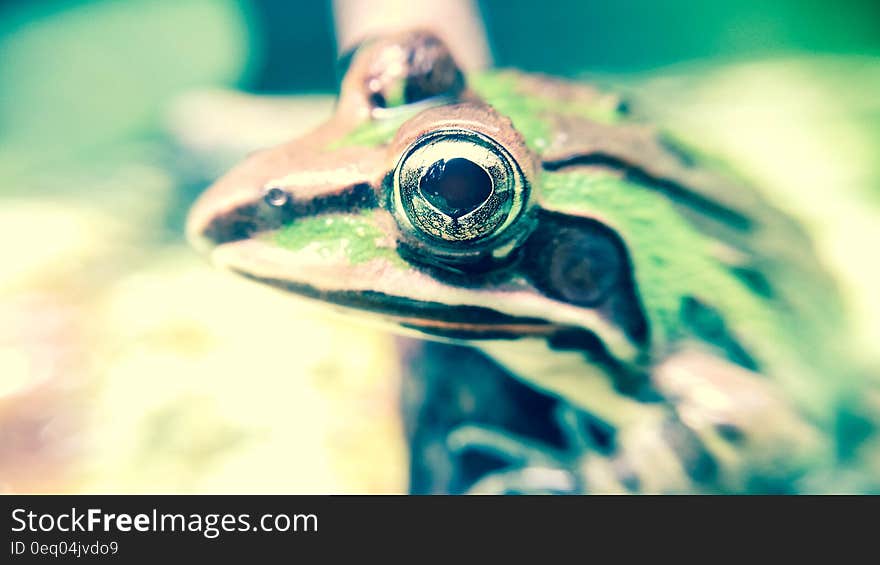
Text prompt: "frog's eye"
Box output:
[[364, 33, 464, 113], [391, 128, 531, 265]]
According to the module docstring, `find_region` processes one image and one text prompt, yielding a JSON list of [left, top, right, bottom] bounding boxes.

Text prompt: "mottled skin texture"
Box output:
[[187, 31, 877, 493]]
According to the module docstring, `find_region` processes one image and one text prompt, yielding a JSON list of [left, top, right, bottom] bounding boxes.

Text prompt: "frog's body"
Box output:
[[187, 31, 877, 493]]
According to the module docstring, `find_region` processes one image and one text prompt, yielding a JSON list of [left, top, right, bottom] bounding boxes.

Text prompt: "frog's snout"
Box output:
[[187, 195, 251, 253], [186, 189, 231, 254], [186, 149, 296, 255], [185, 190, 217, 255], [186, 182, 270, 256]]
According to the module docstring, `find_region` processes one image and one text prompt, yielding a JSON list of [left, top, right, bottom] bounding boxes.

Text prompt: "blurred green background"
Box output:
[[0, 0, 877, 493]]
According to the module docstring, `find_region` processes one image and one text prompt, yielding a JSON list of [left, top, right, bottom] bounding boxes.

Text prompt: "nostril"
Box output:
[[263, 187, 289, 207]]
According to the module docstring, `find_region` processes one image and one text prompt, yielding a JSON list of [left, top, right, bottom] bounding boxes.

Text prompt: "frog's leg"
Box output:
[[398, 338, 572, 494], [478, 337, 793, 493], [650, 347, 829, 492], [401, 337, 827, 493], [401, 338, 639, 494], [446, 424, 580, 494], [536, 347, 830, 494], [446, 406, 661, 494], [480, 338, 707, 492]]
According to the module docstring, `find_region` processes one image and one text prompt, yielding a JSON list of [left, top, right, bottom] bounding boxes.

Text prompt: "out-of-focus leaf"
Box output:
[[0, 0, 251, 182]]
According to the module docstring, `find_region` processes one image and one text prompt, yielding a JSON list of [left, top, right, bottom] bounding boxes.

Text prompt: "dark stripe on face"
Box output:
[[201, 182, 378, 246], [542, 154, 753, 231]]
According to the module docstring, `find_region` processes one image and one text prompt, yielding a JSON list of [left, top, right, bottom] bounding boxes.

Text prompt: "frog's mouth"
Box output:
[[200, 232, 639, 368], [242, 271, 559, 341], [208, 236, 560, 341]]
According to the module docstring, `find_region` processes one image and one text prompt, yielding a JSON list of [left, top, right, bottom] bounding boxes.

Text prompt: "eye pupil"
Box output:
[[419, 158, 492, 217]]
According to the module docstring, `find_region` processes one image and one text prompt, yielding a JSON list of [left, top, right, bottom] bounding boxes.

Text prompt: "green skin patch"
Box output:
[[329, 111, 414, 149], [272, 210, 405, 268], [540, 170, 777, 344], [468, 71, 623, 152], [540, 169, 839, 418]]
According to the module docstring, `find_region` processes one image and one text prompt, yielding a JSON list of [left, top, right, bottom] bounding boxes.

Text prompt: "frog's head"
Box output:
[[187, 31, 782, 367]]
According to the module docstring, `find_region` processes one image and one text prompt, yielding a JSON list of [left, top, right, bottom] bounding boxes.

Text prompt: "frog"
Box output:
[[186, 30, 879, 494]]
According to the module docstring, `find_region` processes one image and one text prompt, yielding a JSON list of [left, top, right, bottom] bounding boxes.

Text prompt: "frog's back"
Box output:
[[469, 69, 879, 490]]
